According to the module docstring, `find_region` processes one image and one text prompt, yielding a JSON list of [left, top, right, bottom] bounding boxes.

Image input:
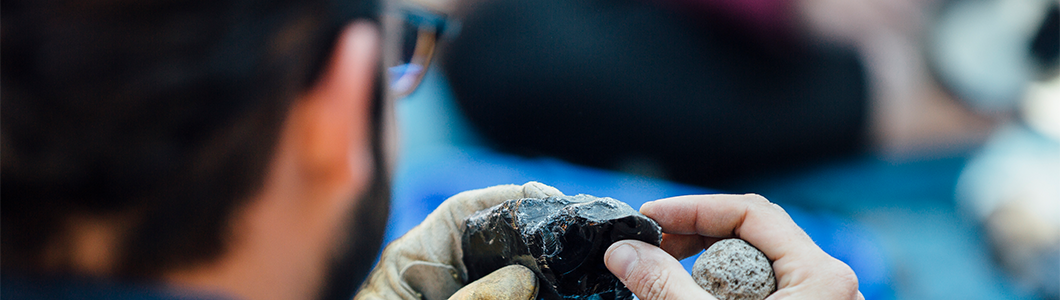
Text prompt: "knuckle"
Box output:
[[743, 193, 771, 205], [770, 202, 787, 213], [624, 266, 654, 295], [829, 259, 861, 298], [643, 270, 673, 300], [629, 267, 685, 300]]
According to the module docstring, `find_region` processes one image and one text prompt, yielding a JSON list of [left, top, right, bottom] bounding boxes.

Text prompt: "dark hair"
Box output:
[[1, 0, 378, 277]]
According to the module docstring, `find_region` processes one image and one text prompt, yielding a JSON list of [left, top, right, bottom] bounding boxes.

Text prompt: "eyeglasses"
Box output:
[[386, 7, 458, 97]]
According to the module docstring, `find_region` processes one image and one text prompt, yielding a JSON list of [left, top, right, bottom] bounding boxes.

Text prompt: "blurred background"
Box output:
[[381, 0, 1059, 298]]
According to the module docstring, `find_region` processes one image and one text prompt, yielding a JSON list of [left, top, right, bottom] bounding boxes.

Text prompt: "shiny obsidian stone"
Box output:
[[462, 195, 662, 300]]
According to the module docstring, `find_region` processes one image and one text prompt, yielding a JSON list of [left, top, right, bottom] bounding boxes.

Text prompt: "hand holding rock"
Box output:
[[605, 194, 864, 300]]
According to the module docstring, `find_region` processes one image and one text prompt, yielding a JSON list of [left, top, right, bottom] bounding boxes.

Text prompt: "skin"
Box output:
[[604, 194, 864, 300], [164, 22, 381, 300], [51, 18, 861, 300], [60, 22, 382, 300]]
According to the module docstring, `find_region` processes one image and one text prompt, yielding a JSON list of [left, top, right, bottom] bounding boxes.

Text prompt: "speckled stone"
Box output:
[[692, 239, 776, 300]]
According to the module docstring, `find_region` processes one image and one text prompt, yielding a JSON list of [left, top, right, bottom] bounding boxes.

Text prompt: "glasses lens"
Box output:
[[388, 9, 447, 96], [399, 22, 419, 66]]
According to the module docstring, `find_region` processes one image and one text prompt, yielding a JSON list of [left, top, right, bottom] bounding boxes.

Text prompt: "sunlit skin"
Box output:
[[605, 194, 864, 300], [45, 16, 865, 300]]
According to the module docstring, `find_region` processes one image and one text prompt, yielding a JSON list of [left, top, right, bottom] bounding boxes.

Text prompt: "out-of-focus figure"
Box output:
[[944, 1, 1059, 297], [442, 0, 871, 186], [414, 0, 1059, 298]]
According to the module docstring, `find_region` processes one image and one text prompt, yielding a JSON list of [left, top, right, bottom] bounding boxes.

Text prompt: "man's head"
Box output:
[[2, 0, 392, 299]]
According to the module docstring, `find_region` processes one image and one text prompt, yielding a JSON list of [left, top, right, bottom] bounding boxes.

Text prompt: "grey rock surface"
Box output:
[[692, 239, 776, 300]]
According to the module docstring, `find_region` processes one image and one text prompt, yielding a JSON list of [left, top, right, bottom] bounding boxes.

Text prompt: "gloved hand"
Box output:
[[355, 182, 565, 300]]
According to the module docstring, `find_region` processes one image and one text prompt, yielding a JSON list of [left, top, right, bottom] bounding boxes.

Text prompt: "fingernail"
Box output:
[[607, 242, 638, 280]]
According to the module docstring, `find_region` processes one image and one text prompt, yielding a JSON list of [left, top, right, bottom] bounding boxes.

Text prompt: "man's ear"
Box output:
[[289, 21, 380, 198]]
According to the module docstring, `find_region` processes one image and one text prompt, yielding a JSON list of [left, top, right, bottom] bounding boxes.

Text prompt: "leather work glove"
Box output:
[[355, 182, 565, 300]]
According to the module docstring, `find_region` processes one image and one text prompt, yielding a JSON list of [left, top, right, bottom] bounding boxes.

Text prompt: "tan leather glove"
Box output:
[[355, 182, 565, 300]]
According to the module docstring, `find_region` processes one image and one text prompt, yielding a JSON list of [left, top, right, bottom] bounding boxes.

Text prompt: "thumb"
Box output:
[[605, 240, 717, 300], [448, 265, 538, 300]]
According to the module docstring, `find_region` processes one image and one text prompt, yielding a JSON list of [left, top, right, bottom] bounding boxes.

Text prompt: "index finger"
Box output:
[[640, 194, 863, 298], [639, 194, 822, 264]]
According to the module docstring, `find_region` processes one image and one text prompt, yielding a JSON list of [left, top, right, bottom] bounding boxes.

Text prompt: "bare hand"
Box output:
[[604, 194, 864, 300]]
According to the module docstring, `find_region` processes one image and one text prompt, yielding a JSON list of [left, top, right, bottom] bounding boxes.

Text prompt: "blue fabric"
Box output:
[[740, 156, 1041, 300], [385, 145, 891, 299]]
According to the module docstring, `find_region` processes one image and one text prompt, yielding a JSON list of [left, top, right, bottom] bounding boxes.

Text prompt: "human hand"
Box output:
[[354, 182, 564, 300], [604, 194, 863, 300]]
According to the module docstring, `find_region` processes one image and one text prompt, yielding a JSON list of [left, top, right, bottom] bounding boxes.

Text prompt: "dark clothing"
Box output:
[[443, 0, 868, 186], [1, 274, 230, 300]]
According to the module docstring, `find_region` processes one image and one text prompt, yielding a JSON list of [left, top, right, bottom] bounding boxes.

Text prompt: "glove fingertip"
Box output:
[[448, 265, 538, 300], [522, 181, 565, 199]]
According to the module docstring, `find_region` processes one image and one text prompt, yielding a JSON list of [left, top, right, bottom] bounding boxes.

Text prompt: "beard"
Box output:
[[316, 74, 392, 300]]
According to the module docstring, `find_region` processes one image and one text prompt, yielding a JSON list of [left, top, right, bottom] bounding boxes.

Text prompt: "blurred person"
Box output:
[[442, 0, 869, 186], [946, 2, 1059, 297], [0, 1, 862, 300], [440, 0, 995, 186]]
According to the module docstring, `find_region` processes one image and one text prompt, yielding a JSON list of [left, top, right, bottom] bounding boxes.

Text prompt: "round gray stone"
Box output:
[[692, 239, 776, 300]]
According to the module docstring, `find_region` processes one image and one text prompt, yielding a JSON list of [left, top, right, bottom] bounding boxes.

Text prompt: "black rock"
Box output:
[[462, 195, 662, 300]]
